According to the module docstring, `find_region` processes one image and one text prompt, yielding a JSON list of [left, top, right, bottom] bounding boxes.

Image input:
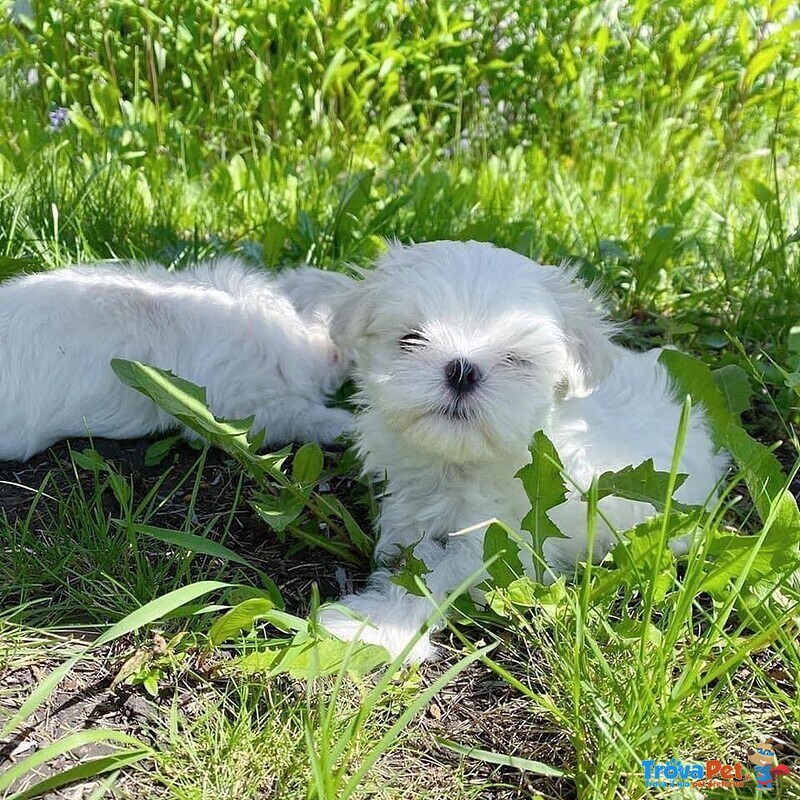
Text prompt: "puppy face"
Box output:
[[333, 241, 614, 463]]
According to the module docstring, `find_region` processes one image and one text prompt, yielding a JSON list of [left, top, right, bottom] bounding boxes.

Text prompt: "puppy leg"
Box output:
[[317, 570, 443, 662], [293, 403, 353, 445], [319, 533, 485, 662], [370, 501, 444, 565], [239, 397, 353, 448]]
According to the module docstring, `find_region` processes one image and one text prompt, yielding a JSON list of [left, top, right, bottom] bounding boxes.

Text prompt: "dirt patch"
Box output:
[[0, 436, 364, 795], [0, 635, 152, 799], [400, 655, 575, 799], [0, 435, 368, 611]]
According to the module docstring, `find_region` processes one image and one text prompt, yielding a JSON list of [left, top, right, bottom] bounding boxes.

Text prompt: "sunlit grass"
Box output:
[[1, 0, 799, 797]]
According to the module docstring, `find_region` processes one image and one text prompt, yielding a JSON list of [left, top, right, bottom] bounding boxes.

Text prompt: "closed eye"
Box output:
[[502, 354, 534, 369], [399, 331, 429, 351]]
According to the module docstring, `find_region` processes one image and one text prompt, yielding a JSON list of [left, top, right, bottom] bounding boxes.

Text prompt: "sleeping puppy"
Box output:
[[319, 240, 728, 661], [0, 258, 355, 461]]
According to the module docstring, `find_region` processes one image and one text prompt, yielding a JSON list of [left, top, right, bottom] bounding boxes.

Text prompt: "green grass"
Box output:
[[1, 1, 799, 798], [0, 449, 254, 626]]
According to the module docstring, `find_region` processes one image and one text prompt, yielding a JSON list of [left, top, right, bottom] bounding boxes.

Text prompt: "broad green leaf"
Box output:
[[724, 423, 799, 528], [659, 349, 735, 438], [64, 105, 94, 135], [277, 637, 388, 679], [598, 238, 630, 261], [159, 603, 229, 621], [594, 459, 687, 512], [111, 360, 256, 453], [111, 648, 151, 688], [252, 489, 306, 532], [253, 446, 292, 473], [261, 608, 309, 634], [390, 544, 433, 596], [228, 153, 249, 193], [485, 58, 512, 70], [610, 618, 664, 648], [482, 521, 523, 588], [668, 322, 699, 336], [712, 364, 752, 416], [517, 431, 568, 564], [639, 224, 677, 286], [225, 585, 283, 608], [485, 576, 566, 618], [89, 80, 121, 125], [609, 516, 679, 602], [234, 633, 388, 679], [292, 442, 324, 484], [378, 55, 399, 80], [321, 46, 348, 94], [744, 46, 782, 87], [698, 332, 728, 350], [746, 177, 776, 207], [234, 649, 280, 673], [783, 370, 800, 396], [660, 349, 798, 526], [700, 517, 800, 598], [335, 170, 374, 226], [208, 598, 275, 646], [144, 434, 183, 466], [95, 581, 230, 647], [71, 448, 109, 472], [380, 103, 412, 133]]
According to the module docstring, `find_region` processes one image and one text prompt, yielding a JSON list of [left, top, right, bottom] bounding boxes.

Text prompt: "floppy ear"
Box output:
[[539, 264, 617, 397], [329, 241, 404, 350], [328, 272, 379, 352]]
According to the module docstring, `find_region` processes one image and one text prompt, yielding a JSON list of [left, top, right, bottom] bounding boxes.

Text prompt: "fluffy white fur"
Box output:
[[0, 258, 355, 461], [319, 240, 728, 661]]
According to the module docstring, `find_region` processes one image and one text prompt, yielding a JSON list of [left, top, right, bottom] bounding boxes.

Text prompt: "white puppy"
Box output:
[[319, 241, 728, 660], [0, 258, 355, 461]]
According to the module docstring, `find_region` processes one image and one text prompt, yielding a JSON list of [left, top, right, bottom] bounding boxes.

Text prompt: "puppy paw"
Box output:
[[317, 593, 439, 663], [311, 407, 353, 445]]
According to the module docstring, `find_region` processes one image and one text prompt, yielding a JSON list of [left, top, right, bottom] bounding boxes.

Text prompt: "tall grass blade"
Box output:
[[0, 730, 149, 795]]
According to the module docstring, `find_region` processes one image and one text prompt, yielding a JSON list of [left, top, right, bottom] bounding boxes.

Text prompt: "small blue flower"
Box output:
[[48, 107, 70, 132]]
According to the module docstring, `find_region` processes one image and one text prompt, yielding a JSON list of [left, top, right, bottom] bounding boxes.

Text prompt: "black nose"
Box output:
[[444, 358, 482, 395]]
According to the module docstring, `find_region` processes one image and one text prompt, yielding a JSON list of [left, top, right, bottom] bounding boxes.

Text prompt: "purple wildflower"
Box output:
[[48, 107, 70, 132]]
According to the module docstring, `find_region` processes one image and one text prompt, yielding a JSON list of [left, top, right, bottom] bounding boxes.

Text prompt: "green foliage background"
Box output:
[[5, 1, 798, 158], [1, 1, 799, 361], [2, 5, 800, 796]]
